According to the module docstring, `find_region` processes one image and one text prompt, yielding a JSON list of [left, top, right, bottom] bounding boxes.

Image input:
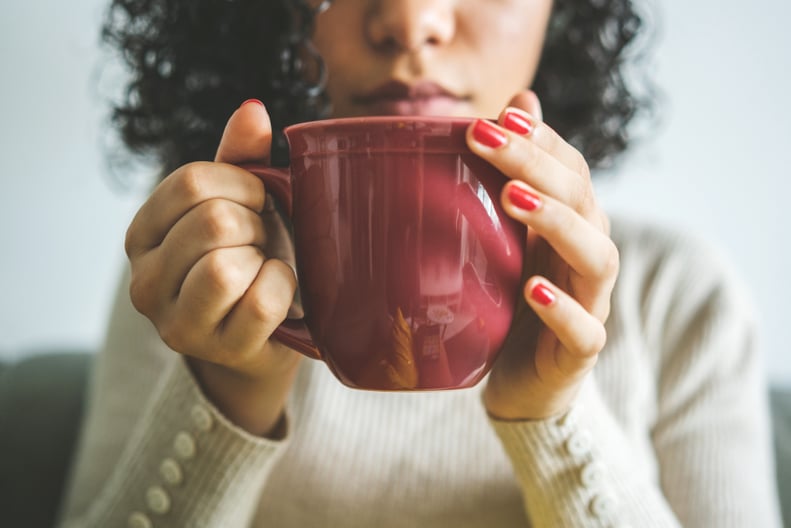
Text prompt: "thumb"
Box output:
[[506, 90, 543, 121], [215, 99, 273, 164]]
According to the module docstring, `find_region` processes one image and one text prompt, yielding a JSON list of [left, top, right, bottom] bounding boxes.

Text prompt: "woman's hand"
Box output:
[[467, 91, 619, 421], [125, 100, 301, 436]]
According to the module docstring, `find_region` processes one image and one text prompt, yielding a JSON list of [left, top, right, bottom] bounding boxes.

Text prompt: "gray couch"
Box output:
[[0, 352, 789, 527]]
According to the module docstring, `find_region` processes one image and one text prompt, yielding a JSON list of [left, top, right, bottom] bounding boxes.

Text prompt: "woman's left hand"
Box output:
[[466, 90, 619, 421]]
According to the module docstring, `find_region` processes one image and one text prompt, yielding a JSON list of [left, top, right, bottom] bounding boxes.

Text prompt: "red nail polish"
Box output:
[[241, 98, 264, 108], [472, 119, 507, 148], [503, 110, 534, 135], [507, 184, 542, 211], [530, 283, 556, 306]]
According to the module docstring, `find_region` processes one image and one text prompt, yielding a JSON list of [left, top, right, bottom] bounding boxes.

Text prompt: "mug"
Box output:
[[247, 116, 524, 391]]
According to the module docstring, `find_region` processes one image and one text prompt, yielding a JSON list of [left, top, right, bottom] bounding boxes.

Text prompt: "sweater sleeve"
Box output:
[[60, 358, 287, 528], [489, 377, 682, 528], [57, 268, 289, 528]]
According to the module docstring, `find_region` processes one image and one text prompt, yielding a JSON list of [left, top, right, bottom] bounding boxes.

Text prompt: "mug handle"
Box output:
[[240, 163, 322, 360]]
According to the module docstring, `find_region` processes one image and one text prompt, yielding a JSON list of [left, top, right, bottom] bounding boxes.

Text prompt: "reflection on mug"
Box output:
[[358, 308, 418, 389]]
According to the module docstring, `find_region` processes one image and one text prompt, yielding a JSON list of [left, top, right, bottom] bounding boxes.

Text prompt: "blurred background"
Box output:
[[0, 0, 789, 384]]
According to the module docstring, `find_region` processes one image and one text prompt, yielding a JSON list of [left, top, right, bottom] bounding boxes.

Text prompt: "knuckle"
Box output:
[[174, 162, 210, 204], [596, 298, 613, 323], [128, 270, 157, 316], [592, 324, 608, 354], [248, 292, 288, 327], [158, 317, 189, 353], [124, 224, 140, 257], [202, 249, 246, 293], [600, 240, 620, 280], [201, 200, 240, 241], [580, 323, 607, 358]]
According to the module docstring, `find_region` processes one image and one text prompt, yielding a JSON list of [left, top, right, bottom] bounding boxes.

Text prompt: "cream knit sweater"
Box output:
[[58, 218, 782, 527]]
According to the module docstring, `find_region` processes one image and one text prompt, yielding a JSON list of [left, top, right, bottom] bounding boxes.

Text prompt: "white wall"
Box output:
[[1, 0, 789, 384], [0, 1, 147, 357], [596, 0, 791, 384]]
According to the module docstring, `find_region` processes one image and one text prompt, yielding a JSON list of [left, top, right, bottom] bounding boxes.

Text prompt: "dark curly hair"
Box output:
[[101, 0, 653, 177]]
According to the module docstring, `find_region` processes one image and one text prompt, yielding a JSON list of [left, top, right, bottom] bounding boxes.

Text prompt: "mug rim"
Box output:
[[284, 115, 477, 134], [284, 115, 480, 156]]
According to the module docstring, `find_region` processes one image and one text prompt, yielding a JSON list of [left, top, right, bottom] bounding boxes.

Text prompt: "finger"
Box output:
[[215, 99, 273, 165], [260, 196, 304, 319], [498, 104, 589, 179], [126, 162, 266, 255], [219, 258, 297, 363], [502, 181, 618, 282], [525, 277, 605, 379], [163, 246, 265, 357], [260, 195, 296, 271], [466, 119, 591, 214], [506, 89, 542, 121], [150, 198, 268, 300]]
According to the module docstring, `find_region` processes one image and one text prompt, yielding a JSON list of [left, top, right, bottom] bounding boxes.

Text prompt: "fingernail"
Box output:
[[507, 184, 542, 212], [472, 119, 507, 148], [503, 110, 534, 135], [241, 98, 264, 108], [530, 283, 556, 306]]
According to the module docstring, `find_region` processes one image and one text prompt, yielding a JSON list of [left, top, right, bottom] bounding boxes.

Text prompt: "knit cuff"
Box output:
[[80, 357, 289, 528], [489, 379, 680, 528], [489, 388, 614, 527]]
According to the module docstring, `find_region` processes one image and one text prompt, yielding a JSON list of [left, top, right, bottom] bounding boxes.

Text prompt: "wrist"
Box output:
[[482, 382, 580, 422], [186, 355, 301, 438]]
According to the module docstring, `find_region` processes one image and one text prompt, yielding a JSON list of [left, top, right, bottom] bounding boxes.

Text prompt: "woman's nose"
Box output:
[[364, 0, 456, 53]]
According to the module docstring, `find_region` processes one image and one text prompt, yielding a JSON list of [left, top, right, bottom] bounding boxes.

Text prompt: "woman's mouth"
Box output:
[[353, 80, 470, 116]]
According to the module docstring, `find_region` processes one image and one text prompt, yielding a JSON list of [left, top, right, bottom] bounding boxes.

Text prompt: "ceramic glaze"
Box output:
[[248, 117, 524, 391]]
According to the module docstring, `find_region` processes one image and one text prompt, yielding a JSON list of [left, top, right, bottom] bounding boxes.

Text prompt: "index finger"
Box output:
[[498, 106, 590, 179], [125, 161, 266, 256]]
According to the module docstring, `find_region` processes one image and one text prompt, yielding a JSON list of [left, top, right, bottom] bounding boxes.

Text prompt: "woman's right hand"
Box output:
[[125, 100, 301, 437]]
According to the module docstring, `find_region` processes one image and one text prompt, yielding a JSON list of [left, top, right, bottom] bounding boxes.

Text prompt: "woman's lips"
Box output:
[[353, 81, 469, 116], [363, 96, 465, 115]]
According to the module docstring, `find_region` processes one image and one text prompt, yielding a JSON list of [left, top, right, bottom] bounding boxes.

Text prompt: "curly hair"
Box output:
[[102, 0, 652, 177]]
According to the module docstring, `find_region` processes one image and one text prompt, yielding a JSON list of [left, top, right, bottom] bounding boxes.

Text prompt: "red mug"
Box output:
[[247, 116, 524, 391]]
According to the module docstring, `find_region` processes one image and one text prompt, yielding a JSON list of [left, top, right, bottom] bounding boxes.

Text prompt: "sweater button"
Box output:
[[580, 460, 606, 489], [565, 431, 592, 458], [128, 512, 153, 528], [590, 493, 618, 519], [174, 431, 196, 460], [191, 404, 214, 432], [146, 486, 171, 515], [160, 458, 184, 486]]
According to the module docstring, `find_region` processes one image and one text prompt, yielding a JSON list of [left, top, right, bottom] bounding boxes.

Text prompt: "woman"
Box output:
[[59, 0, 782, 526]]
